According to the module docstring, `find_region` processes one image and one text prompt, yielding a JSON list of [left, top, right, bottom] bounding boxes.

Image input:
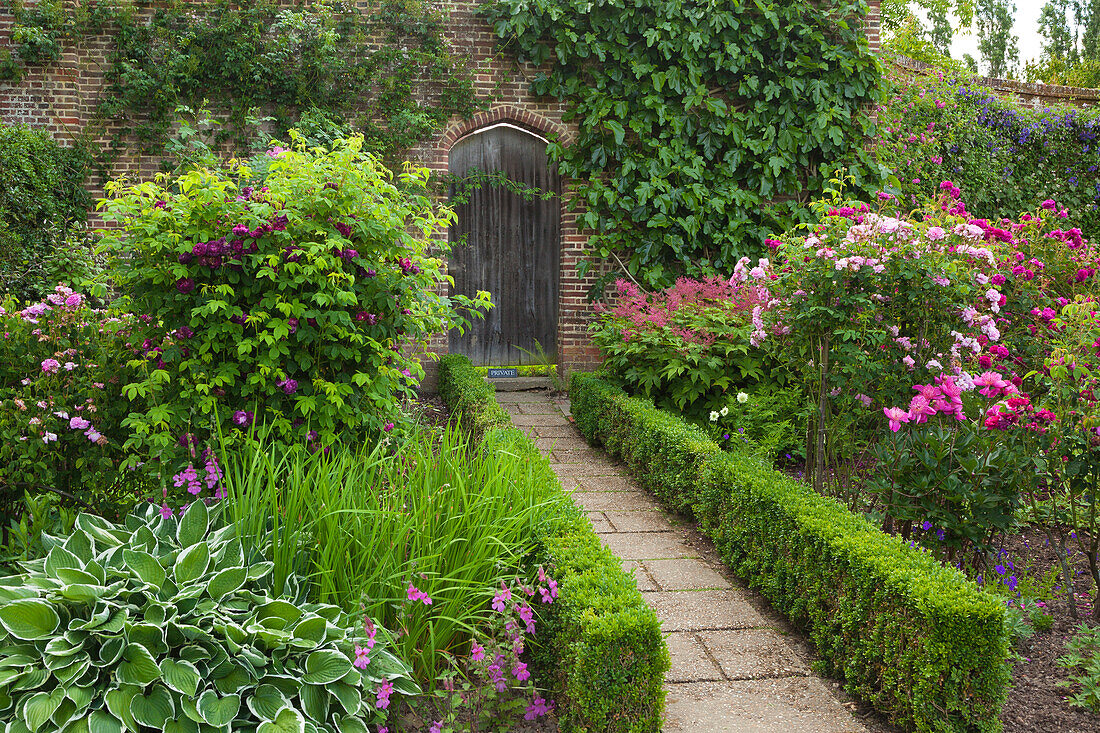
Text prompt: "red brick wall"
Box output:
[[1, 0, 884, 375]]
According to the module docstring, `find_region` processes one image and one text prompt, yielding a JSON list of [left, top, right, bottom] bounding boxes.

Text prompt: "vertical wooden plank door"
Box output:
[[448, 124, 560, 366]]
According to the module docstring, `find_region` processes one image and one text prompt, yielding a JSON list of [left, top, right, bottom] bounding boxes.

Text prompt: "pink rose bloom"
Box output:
[[41, 358, 60, 374], [884, 407, 910, 432], [925, 226, 946, 241], [907, 395, 937, 424]]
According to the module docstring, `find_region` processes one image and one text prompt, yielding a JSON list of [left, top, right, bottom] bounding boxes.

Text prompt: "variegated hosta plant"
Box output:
[[0, 501, 417, 732]]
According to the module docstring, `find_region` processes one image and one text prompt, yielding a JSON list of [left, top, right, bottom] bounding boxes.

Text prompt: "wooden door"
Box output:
[[448, 124, 560, 366]]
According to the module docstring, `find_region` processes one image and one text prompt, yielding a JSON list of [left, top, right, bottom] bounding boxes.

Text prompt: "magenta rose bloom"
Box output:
[[176, 278, 196, 294]]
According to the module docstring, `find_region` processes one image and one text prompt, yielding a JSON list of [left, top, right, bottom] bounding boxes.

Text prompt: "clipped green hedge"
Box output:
[[437, 354, 668, 733], [570, 372, 1011, 733]]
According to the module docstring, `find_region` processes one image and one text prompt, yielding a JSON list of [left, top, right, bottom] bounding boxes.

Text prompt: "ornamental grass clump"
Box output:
[[98, 134, 489, 471], [0, 501, 416, 732], [221, 420, 566, 682]]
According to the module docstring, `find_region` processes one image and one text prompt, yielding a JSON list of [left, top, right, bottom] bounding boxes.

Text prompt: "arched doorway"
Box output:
[[448, 123, 561, 366]]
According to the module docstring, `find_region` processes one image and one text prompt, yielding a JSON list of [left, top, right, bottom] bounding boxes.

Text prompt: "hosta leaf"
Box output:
[[328, 682, 361, 715], [105, 687, 139, 731], [160, 658, 200, 696], [129, 623, 168, 657], [302, 649, 351, 685], [174, 542, 211, 585], [44, 637, 83, 658], [44, 547, 83, 578], [334, 716, 369, 733], [49, 697, 76, 727], [245, 562, 274, 581], [11, 667, 50, 691], [0, 668, 23, 686], [65, 686, 93, 710], [62, 532, 93, 565], [75, 514, 125, 549], [54, 568, 99, 586], [197, 690, 240, 727], [22, 689, 64, 731], [87, 710, 123, 733], [129, 684, 174, 728], [256, 600, 302, 629], [246, 684, 289, 720], [53, 656, 90, 685], [117, 643, 160, 686], [58, 584, 106, 604], [213, 665, 252, 694], [98, 636, 124, 665], [257, 707, 305, 733], [163, 718, 200, 733], [299, 683, 329, 722], [207, 567, 247, 600], [290, 616, 326, 647], [122, 550, 165, 589], [0, 600, 60, 640], [177, 501, 209, 549]]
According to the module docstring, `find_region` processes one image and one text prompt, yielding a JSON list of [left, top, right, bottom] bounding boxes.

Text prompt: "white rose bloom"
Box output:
[[709, 411, 720, 422], [720, 406, 729, 416], [737, 392, 749, 403]]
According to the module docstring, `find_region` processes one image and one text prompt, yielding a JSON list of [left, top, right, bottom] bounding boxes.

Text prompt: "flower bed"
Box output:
[[569, 372, 1011, 733], [438, 354, 669, 733]]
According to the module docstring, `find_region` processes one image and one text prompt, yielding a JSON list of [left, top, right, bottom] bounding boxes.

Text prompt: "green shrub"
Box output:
[[438, 354, 668, 733], [0, 287, 150, 520], [0, 123, 91, 302], [0, 501, 416, 731], [570, 372, 1012, 733], [99, 135, 490, 467], [590, 276, 777, 417]]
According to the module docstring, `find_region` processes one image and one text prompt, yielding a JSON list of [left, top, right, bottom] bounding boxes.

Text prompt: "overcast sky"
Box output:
[[914, 0, 1049, 74]]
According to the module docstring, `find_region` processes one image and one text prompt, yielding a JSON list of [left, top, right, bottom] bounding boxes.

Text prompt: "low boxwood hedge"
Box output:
[[437, 355, 668, 733], [569, 372, 1011, 733]]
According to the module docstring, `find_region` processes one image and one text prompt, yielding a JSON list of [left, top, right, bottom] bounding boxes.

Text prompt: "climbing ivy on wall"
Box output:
[[483, 0, 886, 286], [1, 0, 481, 164]]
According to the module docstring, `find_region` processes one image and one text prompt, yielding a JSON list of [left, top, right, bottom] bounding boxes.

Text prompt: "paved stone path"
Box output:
[[498, 389, 872, 733]]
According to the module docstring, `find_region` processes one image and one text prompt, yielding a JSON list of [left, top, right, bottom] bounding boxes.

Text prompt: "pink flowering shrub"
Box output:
[[590, 275, 773, 415], [0, 286, 146, 518], [99, 135, 489, 464]]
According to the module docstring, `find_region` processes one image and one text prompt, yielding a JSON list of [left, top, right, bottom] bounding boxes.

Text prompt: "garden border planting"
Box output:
[[437, 355, 668, 733], [568, 372, 1012, 733]]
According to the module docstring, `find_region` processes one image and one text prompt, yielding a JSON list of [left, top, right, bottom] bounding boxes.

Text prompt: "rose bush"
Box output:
[[99, 134, 489, 473], [0, 286, 146, 520]]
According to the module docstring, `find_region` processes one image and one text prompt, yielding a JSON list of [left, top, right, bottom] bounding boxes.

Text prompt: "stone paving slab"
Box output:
[[602, 510, 679, 533], [698, 629, 809, 680], [573, 475, 638, 492], [663, 678, 869, 733], [533, 436, 589, 451], [549, 462, 624, 477], [511, 413, 571, 427], [532, 425, 577, 438], [494, 391, 550, 403], [550, 448, 606, 463], [516, 402, 563, 414], [643, 590, 771, 632], [570, 491, 660, 512], [665, 632, 724, 683], [622, 561, 659, 592], [586, 511, 614, 533], [599, 532, 699, 561], [645, 558, 734, 591]]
